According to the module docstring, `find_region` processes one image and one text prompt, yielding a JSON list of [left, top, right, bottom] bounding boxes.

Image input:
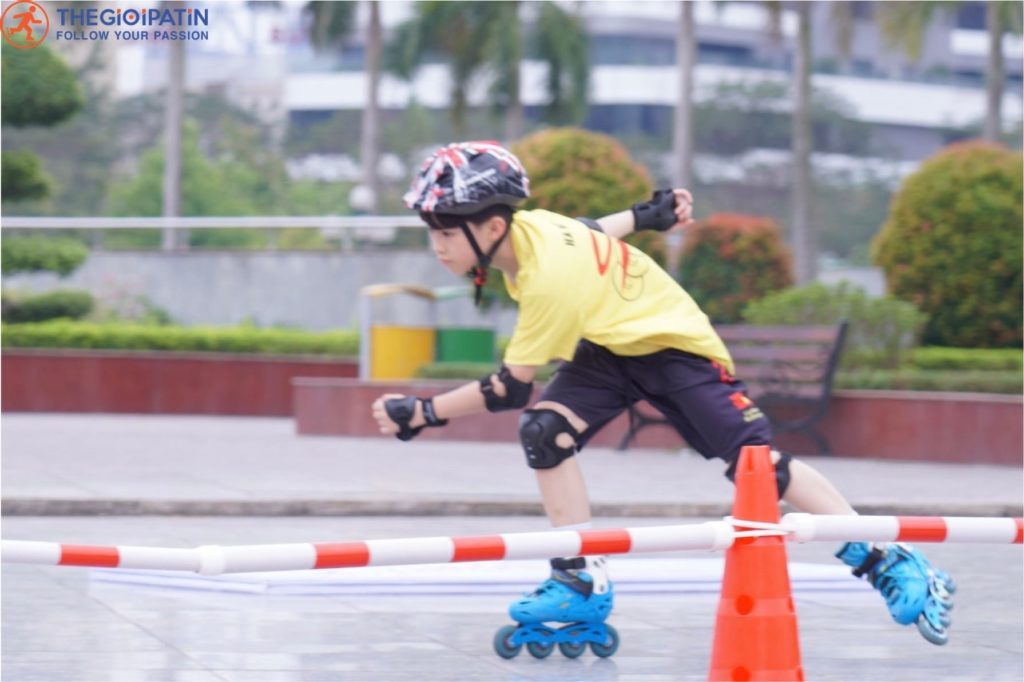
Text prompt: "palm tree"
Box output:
[[305, 1, 381, 212], [162, 0, 185, 250], [385, 1, 588, 142], [672, 0, 695, 190], [790, 1, 815, 284], [757, 1, 857, 283], [878, 1, 1023, 141]]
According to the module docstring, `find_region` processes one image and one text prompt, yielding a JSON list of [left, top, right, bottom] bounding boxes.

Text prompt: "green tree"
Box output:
[[1, 42, 84, 203], [306, 0, 382, 212], [878, 1, 1023, 141], [385, 1, 588, 140]]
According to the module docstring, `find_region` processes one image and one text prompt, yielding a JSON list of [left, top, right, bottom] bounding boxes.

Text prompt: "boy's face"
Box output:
[[426, 219, 500, 276]]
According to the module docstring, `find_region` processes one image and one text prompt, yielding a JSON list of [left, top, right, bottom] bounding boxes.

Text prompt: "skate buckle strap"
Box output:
[[852, 545, 887, 578], [550, 557, 586, 571]]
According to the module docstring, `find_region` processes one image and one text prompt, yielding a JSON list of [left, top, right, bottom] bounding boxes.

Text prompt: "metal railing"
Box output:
[[0, 216, 426, 252]]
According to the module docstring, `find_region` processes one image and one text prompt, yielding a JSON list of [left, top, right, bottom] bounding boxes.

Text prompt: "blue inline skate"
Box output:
[[493, 556, 619, 659], [836, 542, 956, 645]]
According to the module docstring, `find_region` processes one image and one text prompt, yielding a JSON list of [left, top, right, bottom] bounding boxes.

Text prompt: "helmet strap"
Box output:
[[460, 220, 510, 306]]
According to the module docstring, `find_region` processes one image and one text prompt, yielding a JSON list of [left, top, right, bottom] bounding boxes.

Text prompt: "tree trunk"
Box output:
[[161, 1, 186, 251], [672, 0, 695, 189], [791, 2, 815, 284], [983, 1, 1003, 141], [503, 2, 524, 143], [360, 0, 381, 213]]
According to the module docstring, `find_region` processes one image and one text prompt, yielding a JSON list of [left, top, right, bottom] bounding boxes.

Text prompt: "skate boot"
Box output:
[[836, 541, 956, 645], [493, 556, 619, 659]]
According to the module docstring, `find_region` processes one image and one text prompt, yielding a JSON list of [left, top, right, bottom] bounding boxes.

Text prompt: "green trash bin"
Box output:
[[435, 327, 495, 363]]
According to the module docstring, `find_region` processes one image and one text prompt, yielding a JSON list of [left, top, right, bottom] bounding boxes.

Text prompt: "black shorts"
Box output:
[[539, 340, 773, 465]]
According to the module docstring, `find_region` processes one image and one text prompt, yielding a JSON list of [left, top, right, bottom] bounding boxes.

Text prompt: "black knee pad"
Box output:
[[724, 450, 793, 499], [518, 409, 581, 470]]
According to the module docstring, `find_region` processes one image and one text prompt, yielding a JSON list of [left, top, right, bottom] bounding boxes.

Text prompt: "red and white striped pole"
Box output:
[[782, 513, 1024, 545], [1, 521, 737, 575], [2, 515, 1020, 576]]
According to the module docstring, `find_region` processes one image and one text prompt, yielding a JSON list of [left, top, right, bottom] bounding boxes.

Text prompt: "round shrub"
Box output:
[[872, 141, 1023, 347], [511, 127, 667, 266], [678, 213, 793, 323]]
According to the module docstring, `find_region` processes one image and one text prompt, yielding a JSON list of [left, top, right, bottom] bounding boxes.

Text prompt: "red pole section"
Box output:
[[782, 514, 1023, 544]]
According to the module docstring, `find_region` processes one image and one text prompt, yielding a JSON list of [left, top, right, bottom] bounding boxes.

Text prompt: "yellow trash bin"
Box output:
[[369, 324, 436, 380], [359, 284, 438, 380]]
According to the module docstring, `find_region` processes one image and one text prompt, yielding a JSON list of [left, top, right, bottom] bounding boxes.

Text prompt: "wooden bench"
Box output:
[[617, 321, 849, 454]]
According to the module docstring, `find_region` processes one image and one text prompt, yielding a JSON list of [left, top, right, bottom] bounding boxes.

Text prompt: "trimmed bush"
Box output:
[[415, 361, 557, 382], [2, 290, 93, 323], [910, 347, 1022, 372], [678, 213, 793, 323], [742, 282, 927, 369], [872, 141, 1023, 348], [0, 321, 359, 356], [835, 369, 1021, 395], [1, 236, 89, 276], [511, 127, 667, 267]]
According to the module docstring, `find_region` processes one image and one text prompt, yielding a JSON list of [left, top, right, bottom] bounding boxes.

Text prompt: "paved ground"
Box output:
[[2, 414, 1022, 681], [2, 414, 1021, 517]]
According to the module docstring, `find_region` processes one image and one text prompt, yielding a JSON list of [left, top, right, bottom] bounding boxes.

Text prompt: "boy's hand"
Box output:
[[372, 394, 447, 441], [372, 393, 424, 437], [669, 188, 694, 231], [632, 188, 695, 232]]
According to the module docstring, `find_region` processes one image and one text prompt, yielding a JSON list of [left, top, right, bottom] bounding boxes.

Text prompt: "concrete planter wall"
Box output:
[[2, 349, 358, 416], [293, 378, 1022, 466], [4, 350, 1019, 465]]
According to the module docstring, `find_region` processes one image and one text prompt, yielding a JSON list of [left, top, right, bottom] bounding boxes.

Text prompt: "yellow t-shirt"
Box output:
[[502, 209, 734, 373]]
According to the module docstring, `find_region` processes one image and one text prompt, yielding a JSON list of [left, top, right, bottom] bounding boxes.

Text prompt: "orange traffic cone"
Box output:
[[708, 445, 804, 681]]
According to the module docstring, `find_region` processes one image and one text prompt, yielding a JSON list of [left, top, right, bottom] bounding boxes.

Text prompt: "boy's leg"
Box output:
[[502, 343, 630, 637], [631, 350, 953, 644], [779, 457, 855, 514]]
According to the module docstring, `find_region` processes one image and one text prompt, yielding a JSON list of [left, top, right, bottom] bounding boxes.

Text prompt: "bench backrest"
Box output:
[[715, 321, 849, 402]]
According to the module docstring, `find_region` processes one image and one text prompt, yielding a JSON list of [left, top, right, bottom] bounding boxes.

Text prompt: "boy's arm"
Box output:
[[371, 364, 538, 439], [594, 188, 695, 240]]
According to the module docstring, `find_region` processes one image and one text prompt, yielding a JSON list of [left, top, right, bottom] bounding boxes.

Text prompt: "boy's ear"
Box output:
[[485, 215, 508, 236]]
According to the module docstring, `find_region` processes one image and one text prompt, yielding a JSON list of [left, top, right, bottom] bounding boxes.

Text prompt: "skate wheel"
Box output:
[[916, 617, 949, 646], [526, 641, 554, 659], [493, 625, 522, 659], [590, 624, 620, 658], [558, 641, 586, 658]]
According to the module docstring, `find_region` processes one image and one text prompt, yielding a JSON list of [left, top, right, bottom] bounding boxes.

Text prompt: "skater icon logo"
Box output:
[[2, 2, 50, 48]]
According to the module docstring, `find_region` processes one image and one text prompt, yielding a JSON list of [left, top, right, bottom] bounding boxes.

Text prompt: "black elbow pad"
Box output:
[[479, 365, 533, 412]]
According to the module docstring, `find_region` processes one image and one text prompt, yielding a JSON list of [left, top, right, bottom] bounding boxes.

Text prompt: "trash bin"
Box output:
[[369, 325, 436, 380], [359, 283, 498, 380], [430, 285, 496, 364], [435, 327, 495, 363], [359, 284, 437, 380]]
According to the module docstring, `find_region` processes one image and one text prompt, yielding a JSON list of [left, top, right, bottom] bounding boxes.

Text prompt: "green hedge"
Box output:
[[1, 320, 359, 356], [836, 369, 1021, 394], [1, 236, 89, 276], [908, 347, 1022, 372], [413, 361, 1020, 394], [2, 290, 94, 323], [414, 361, 558, 382]]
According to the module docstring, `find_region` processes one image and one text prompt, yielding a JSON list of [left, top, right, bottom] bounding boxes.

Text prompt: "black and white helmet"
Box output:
[[404, 141, 530, 216]]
